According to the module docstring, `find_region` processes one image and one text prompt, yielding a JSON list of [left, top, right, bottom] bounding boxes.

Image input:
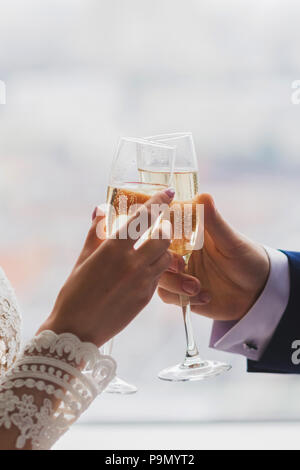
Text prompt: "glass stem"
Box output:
[[181, 300, 199, 359], [103, 338, 114, 356], [181, 255, 204, 368]]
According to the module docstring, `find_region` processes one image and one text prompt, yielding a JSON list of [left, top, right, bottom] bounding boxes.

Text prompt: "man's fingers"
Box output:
[[114, 188, 175, 246], [167, 253, 186, 273], [158, 287, 211, 306], [158, 271, 202, 296], [198, 193, 248, 257], [151, 252, 173, 277]]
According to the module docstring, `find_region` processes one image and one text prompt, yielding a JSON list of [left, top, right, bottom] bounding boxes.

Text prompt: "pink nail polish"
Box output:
[[92, 207, 97, 221], [165, 188, 175, 199]]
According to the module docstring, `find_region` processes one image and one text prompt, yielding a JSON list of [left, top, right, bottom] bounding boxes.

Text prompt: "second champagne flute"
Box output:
[[145, 133, 231, 381]]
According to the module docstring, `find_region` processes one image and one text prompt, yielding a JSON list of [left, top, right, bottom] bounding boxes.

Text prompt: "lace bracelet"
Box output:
[[0, 330, 116, 450]]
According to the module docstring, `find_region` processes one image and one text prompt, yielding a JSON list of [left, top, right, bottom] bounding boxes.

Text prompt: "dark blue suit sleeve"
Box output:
[[248, 251, 300, 374]]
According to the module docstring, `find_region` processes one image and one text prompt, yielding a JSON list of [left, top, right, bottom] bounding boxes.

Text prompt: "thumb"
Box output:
[[75, 206, 106, 268], [198, 193, 247, 256]]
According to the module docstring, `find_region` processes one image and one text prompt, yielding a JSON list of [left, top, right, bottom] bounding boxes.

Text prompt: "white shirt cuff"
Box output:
[[209, 247, 290, 361]]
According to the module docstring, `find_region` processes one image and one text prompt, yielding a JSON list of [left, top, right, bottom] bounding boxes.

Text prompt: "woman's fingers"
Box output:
[[114, 188, 175, 247], [158, 287, 211, 306], [158, 271, 202, 296], [137, 220, 172, 264], [75, 207, 106, 268]]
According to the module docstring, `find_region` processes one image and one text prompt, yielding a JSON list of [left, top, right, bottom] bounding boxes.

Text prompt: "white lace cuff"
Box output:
[[0, 330, 116, 450]]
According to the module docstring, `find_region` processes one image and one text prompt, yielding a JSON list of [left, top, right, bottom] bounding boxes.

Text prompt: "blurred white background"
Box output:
[[1, 0, 300, 446]]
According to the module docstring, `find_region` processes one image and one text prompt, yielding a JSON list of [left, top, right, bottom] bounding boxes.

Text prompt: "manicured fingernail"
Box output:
[[182, 280, 200, 295], [168, 256, 179, 272], [178, 257, 186, 272], [195, 292, 211, 304], [92, 206, 105, 221], [168, 264, 178, 273], [165, 187, 175, 199], [171, 258, 185, 273], [92, 207, 97, 221]]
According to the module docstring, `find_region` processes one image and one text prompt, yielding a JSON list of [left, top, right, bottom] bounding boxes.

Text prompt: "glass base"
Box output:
[[104, 376, 138, 394], [158, 359, 231, 382]]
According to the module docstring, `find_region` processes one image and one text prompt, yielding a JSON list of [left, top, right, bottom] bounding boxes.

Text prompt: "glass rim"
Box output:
[[144, 132, 193, 143], [121, 136, 176, 151], [144, 132, 198, 172], [109, 136, 176, 186]]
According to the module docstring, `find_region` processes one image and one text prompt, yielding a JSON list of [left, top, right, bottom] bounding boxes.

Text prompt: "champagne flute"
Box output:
[[145, 133, 231, 381], [103, 137, 176, 394]]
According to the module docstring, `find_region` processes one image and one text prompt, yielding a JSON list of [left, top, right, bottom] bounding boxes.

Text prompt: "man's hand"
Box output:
[[158, 194, 270, 322]]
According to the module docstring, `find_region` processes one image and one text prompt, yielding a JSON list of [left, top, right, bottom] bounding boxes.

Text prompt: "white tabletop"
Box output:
[[54, 421, 300, 450]]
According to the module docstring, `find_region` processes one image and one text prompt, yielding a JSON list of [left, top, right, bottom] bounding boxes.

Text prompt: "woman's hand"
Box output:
[[158, 193, 270, 322], [38, 189, 175, 347]]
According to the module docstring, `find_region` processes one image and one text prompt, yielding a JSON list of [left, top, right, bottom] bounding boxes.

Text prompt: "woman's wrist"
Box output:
[[36, 318, 105, 372], [37, 312, 105, 349]]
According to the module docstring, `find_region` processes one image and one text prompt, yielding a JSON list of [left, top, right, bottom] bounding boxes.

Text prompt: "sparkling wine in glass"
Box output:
[[145, 133, 231, 381], [103, 137, 176, 394]]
